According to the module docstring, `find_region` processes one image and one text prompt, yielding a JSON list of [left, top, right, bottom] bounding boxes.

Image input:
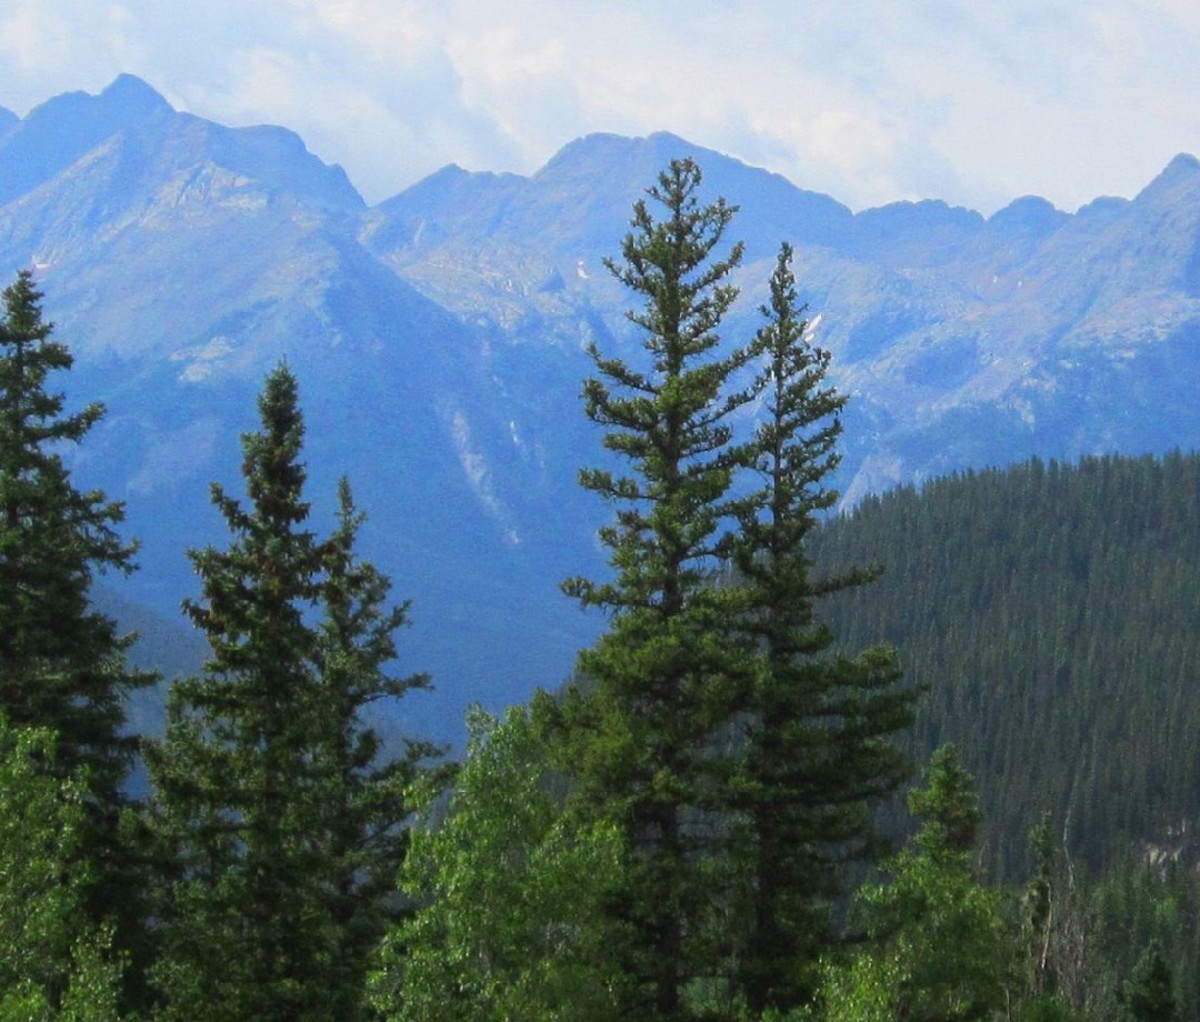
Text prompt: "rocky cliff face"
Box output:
[[3, 75, 1199, 738]]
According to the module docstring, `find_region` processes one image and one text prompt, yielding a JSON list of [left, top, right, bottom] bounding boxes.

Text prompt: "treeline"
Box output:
[[0, 158, 1192, 1022]]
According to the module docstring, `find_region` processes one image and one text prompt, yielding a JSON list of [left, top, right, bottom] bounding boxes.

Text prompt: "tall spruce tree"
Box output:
[[313, 477, 444, 1020], [149, 364, 328, 1022], [729, 244, 915, 1014], [559, 157, 760, 1019], [0, 269, 152, 998], [149, 365, 434, 1022]]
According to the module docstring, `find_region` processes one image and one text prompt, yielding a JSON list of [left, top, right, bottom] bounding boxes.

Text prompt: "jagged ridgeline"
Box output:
[[810, 450, 1200, 879]]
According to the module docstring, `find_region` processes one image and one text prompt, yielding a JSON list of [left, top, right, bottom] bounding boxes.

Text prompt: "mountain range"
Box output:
[[3, 75, 1199, 741]]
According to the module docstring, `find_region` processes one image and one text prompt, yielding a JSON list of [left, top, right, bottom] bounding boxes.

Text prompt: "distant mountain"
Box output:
[[3, 75, 1200, 741], [0, 74, 361, 212], [90, 585, 208, 740], [364, 127, 1200, 504]]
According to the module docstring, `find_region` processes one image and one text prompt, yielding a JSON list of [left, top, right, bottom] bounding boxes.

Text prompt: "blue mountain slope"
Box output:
[[5, 75, 1200, 742], [0, 75, 173, 206], [0, 79, 606, 741], [0, 75, 362, 215]]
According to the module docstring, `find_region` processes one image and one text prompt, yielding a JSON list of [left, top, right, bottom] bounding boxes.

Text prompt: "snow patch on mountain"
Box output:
[[171, 337, 234, 382], [448, 408, 521, 547]]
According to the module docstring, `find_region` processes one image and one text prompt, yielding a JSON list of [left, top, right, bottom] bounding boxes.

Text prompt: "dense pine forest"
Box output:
[[811, 454, 1200, 1022], [814, 453, 1200, 879], [1, 157, 1198, 1022]]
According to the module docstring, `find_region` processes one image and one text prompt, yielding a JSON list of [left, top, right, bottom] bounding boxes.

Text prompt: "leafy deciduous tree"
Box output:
[[0, 716, 122, 1022], [373, 706, 624, 1022]]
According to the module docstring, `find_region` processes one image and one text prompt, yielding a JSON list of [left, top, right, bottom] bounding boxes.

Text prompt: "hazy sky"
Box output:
[[2, 0, 1198, 214]]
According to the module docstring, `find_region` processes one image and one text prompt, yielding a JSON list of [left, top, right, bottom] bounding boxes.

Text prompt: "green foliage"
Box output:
[[558, 156, 762, 1017], [819, 949, 906, 1022], [726, 244, 915, 1014], [149, 365, 435, 1022], [0, 269, 154, 1007], [312, 477, 444, 1017], [1084, 857, 1200, 1022], [809, 451, 1200, 1019], [0, 717, 122, 1022], [0, 269, 151, 779], [372, 705, 625, 1022], [1121, 941, 1179, 1022], [834, 747, 1013, 1022], [148, 364, 329, 1022], [810, 451, 1200, 878], [907, 744, 982, 863], [1021, 995, 1081, 1022], [555, 163, 918, 1019]]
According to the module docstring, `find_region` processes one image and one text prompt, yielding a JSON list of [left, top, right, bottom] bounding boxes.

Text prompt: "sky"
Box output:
[[1, 0, 1199, 215]]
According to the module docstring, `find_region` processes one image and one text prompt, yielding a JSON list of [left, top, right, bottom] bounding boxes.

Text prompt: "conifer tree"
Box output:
[[313, 477, 443, 1019], [0, 269, 153, 998], [558, 157, 760, 1018], [149, 364, 328, 1022], [828, 745, 1012, 1022], [1121, 941, 1179, 1022], [728, 243, 915, 1014], [149, 365, 434, 1022]]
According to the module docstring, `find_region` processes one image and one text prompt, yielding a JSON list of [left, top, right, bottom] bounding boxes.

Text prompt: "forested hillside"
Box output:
[[812, 451, 1200, 877]]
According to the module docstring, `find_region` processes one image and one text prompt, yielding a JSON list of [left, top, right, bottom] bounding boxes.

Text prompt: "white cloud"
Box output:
[[0, 6, 70, 73], [2, 0, 1199, 213]]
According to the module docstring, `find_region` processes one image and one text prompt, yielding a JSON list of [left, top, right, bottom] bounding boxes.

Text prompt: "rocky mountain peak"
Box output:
[[986, 195, 1067, 236], [0, 75, 364, 216], [1133, 152, 1200, 208], [97, 73, 174, 120], [1153, 151, 1200, 182], [0, 75, 173, 206]]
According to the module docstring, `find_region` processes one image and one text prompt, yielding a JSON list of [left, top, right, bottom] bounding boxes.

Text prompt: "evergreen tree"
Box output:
[[0, 269, 152, 1000], [908, 743, 983, 863], [833, 745, 1012, 1022], [1121, 941, 1179, 1022], [149, 365, 434, 1022], [807, 449, 1200, 880], [558, 157, 760, 1018], [149, 364, 328, 1022], [728, 244, 914, 1014], [314, 477, 443, 1020]]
